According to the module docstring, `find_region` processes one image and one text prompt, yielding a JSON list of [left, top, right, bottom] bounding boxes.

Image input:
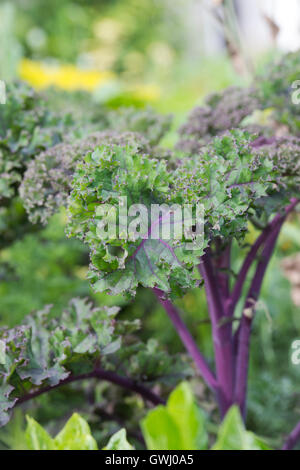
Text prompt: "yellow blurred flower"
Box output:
[[19, 59, 114, 91]]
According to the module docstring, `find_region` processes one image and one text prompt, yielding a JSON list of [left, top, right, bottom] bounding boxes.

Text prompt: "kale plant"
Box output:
[[2, 50, 300, 450], [63, 53, 300, 449], [64, 128, 299, 435], [0, 80, 185, 444]]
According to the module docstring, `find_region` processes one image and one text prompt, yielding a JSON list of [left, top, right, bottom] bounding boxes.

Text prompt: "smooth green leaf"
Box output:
[[141, 381, 207, 450], [167, 382, 208, 450], [213, 406, 270, 450], [54, 413, 98, 450], [142, 406, 182, 450], [103, 429, 134, 450], [26, 413, 98, 450], [25, 416, 56, 450]]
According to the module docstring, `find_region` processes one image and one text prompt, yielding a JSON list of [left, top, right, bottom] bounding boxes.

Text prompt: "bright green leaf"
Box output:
[[213, 406, 271, 450], [103, 429, 134, 450], [54, 413, 98, 450], [25, 416, 56, 450], [167, 382, 208, 450], [141, 381, 207, 450]]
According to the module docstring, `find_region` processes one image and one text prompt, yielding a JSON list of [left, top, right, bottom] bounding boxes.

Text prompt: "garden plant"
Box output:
[[1, 51, 300, 450]]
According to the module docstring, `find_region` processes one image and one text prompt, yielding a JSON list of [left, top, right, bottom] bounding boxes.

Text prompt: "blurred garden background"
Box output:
[[1, 0, 300, 449]]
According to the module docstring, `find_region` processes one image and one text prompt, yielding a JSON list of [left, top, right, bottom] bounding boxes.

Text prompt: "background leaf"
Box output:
[[25, 416, 56, 450], [213, 406, 271, 450], [141, 381, 207, 450], [54, 413, 98, 450], [103, 428, 133, 450]]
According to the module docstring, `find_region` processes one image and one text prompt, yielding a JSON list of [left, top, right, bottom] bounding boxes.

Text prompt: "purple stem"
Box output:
[[229, 229, 271, 316], [199, 250, 234, 417], [234, 199, 299, 417], [230, 198, 299, 317], [15, 368, 164, 408], [153, 287, 218, 391], [234, 222, 283, 417], [214, 240, 231, 306], [282, 420, 300, 450]]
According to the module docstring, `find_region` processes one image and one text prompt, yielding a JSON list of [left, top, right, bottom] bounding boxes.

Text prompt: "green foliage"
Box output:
[[106, 107, 172, 146], [257, 50, 300, 134], [212, 406, 270, 450], [0, 198, 40, 251], [26, 416, 56, 450], [3, 48, 300, 451], [20, 132, 150, 225], [25, 413, 134, 450], [66, 129, 289, 298], [66, 140, 204, 297], [26, 413, 98, 450], [172, 130, 283, 238], [0, 410, 27, 450], [20, 106, 170, 226], [255, 136, 300, 193], [0, 296, 189, 427], [104, 428, 134, 450], [142, 382, 207, 450], [0, 298, 121, 426], [0, 211, 90, 325], [142, 383, 269, 451]]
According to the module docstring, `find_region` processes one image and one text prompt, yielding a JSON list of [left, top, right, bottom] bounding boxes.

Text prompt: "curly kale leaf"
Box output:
[[177, 86, 260, 152], [0, 81, 72, 201], [67, 142, 206, 297], [0, 298, 121, 425], [20, 131, 150, 225], [66, 130, 286, 297], [256, 50, 300, 135], [106, 107, 172, 146], [0, 298, 188, 426], [251, 135, 300, 219], [172, 129, 283, 239]]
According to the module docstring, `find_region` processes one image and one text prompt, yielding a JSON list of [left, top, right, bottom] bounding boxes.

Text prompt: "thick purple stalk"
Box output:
[[282, 420, 300, 450], [230, 198, 299, 317], [234, 223, 283, 417], [234, 199, 299, 416], [214, 240, 231, 304], [16, 367, 164, 407], [229, 229, 271, 316], [153, 287, 218, 390], [199, 250, 234, 417]]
